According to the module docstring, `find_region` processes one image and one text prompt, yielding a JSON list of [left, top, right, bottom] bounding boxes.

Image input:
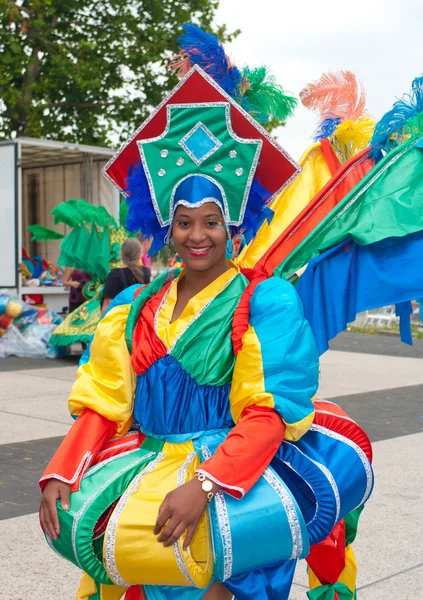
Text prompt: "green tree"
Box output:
[[0, 0, 233, 145]]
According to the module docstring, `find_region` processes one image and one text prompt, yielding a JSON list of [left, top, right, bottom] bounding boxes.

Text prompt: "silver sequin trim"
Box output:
[[315, 408, 355, 423], [161, 149, 169, 158], [201, 446, 233, 581], [285, 441, 341, 527], [214, 164, 223, 172], [179, 122, 222, 166], [102, 65, 300, 204], [158, 168, 166, 177], [176, 157, 185, 166], [71, 452, 155, 571], [82, 448, 139, 480], [262, 468, 303, 559], [39, 451, 92, 487], [135, 102, 262, 229], [45, 534, 65, 560], [310, 424, 373, 509], [235, 168, 243, 176], [167, 197, 231, 242], [176, 452, 196, 486], [167, 173, 231, 231], [229, 150, 237, 158], [104, 452, 166, 586]]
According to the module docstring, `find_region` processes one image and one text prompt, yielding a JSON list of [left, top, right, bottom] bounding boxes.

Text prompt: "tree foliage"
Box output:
[[0, 0, 235, 145]]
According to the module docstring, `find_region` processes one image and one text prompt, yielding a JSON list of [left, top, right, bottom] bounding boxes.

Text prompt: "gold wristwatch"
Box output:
[[195, 472, 215, 502]]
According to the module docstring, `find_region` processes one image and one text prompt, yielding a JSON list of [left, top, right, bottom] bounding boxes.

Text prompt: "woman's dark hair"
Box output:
[[121, 238, 145, 284]]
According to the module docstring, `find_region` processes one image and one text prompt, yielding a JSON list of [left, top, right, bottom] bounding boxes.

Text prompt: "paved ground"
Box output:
[[0, 332, 422, 599]]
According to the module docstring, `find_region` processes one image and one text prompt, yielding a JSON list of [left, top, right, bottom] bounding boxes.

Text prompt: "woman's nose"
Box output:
[[188, 223, 207, 243]]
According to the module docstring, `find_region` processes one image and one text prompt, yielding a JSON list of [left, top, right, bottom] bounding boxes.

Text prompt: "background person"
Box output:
[[101, 238, 151, 314]]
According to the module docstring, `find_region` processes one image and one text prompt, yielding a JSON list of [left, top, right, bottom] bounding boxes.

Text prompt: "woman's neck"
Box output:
[[181, 260, 230, 296]]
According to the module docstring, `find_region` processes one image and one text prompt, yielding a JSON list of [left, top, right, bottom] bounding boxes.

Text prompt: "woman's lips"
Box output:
[[186, 246, 212, 257]]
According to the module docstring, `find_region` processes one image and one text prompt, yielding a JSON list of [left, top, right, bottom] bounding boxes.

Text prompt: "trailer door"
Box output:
[[0, 143, 17, 287]]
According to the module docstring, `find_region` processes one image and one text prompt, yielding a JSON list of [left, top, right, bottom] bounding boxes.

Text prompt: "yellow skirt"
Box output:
[[104, 440, 213, 589]]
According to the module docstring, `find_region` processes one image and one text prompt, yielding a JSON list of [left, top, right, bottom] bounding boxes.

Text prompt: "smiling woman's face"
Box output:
[[171, 202, 228, 272]]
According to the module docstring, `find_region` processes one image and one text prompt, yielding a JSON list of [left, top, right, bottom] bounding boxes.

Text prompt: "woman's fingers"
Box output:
[[60, 485, 70, 511], [183, 524, 197, 550], [41, 502, 57, 540], [46, 493, 60, 536], [157, 516, 180, 544], [154, 504, 171, 535], [162, 522, 186, 547]]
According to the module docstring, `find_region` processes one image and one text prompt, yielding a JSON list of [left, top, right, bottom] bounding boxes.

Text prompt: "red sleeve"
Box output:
[[196, 405, 285, 498], [39, 409, 117, 493]]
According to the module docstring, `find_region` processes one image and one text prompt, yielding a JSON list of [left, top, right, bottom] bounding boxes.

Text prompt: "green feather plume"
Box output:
[[28, 224, 65, 242], [240, 67, 297, 125]]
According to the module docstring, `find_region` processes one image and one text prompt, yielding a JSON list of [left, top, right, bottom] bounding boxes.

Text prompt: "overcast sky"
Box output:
[[214, 0, 423, 160]]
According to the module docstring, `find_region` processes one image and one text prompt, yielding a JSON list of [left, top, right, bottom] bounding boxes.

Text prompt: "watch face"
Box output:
[[202, 480, 213, 493]]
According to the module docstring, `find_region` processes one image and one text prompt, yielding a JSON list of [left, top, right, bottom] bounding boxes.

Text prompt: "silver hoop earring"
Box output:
[[168, 237, 177, 254]]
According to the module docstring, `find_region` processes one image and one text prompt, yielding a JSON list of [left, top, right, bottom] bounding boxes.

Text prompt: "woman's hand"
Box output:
[[154, 477, 218, 550], [39, 479, 71, 541]]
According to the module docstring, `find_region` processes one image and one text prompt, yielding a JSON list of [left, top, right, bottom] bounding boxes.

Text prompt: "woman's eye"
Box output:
[[175, 221, 190, 228], [206, 221, 222, 228]]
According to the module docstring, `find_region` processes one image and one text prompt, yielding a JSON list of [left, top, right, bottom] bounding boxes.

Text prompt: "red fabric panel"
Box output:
[[125, 586, 144, 600], [313, 400, 373, 462], [131, 283, 171, 375], [91, 431, 146, 466], [104, 69, 297, 200], [258, 148, 375, 277], [307, 520, 346, 585], [39, 409, 117, 493], [231, 268, 267, 355], [200, 405, 286, 498], [320, 138, 342, 177]]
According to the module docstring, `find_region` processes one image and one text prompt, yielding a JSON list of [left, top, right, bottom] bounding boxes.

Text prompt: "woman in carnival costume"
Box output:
[[38, 26, 377, 600]]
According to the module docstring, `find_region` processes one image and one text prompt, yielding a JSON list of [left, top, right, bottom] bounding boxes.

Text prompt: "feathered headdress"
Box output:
[[103, 24, 300, 253], [300, 71, 374, 163]]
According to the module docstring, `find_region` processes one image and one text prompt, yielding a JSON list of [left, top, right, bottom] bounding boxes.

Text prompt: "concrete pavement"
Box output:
[[0, 332, 422, 599]]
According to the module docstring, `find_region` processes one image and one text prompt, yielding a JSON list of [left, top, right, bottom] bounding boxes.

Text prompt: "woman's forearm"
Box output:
[[196, 405, 285, 498]]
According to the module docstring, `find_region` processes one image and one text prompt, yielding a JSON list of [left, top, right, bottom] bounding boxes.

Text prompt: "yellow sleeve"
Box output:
[[69, 304, 136, 435]]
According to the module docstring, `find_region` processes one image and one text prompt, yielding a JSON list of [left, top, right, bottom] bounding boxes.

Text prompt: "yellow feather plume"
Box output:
[[330, 115, 375, 163]]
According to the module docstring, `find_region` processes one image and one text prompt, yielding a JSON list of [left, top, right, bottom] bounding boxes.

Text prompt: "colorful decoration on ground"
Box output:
[[0, 291, 63, 358]]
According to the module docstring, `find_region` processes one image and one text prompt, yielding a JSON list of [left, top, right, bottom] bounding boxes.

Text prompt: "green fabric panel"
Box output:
[[307, 582, 354, 600], [344, 505, 364, 546], [277, 136, 423, 279], [125, 269, 182, 352], [58, 226, 112, 281], [49, 438, 164, 585], [140, 105, 260, 224], [170, 273, 248, 386], [49, 333, 93, 347], [28, 224, 65, 241]]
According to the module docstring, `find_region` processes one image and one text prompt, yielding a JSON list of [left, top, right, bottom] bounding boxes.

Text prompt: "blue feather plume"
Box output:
[[178, 24, 241, 98], [233, 178, 272, 243], [370, 75, 423, 156], [125, 163, 168, 256], [313, 116, 341, 141]]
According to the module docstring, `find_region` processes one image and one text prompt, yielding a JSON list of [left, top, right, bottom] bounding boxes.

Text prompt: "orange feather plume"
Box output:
[[169, 52, 191, 78], [300, 71, 366, 122]]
